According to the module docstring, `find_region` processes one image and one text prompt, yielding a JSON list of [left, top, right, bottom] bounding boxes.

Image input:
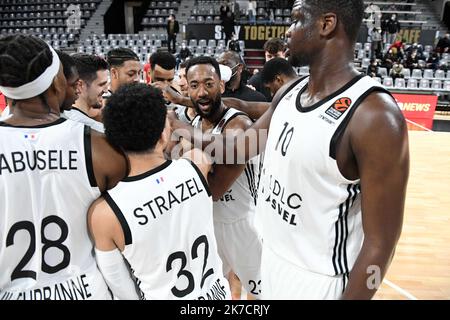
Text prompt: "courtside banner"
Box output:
[[393, 93, 437, 130]]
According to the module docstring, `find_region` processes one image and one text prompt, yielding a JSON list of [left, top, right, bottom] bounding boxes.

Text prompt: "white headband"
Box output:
[[0, 44, 60, 100]]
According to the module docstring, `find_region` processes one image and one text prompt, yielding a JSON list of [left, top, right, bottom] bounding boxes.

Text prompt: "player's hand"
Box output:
[[152, 81, 183, 105]]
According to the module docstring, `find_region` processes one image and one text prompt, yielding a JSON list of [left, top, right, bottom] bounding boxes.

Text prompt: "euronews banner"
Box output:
[[393, 93, 438, 130]]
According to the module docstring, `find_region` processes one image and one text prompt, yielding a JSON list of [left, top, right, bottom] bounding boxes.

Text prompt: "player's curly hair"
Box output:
[[103, 83, 167, 153], [0, 34, 53, 88]]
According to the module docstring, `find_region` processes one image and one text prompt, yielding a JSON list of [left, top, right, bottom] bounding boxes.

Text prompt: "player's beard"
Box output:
[[193, 93, 222, 119]]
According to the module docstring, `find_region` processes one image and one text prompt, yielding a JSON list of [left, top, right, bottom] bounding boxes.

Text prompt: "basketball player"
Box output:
[[88, 83, 231, 300], [56, 50, 81, 111], [65, 53, 109, 132], [149, 51, 177, 86], [173, 61, 196, 124], [170, 0, 410, 299], [0, 35, 127, 300], [105, 47, 141, 94], [185, 56, 263, 299], [260, 57, 298, 98], [1, 50, 81, 119]]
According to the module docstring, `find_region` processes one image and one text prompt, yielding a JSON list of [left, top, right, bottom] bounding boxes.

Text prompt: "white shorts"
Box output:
[[261, 246, 345, 300], [213, 216, 262, 298]]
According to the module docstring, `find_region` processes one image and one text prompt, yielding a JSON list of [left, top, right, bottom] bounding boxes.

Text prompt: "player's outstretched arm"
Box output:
[[169, 78, 298, 163], [341, 92, 409, 300], [222, 97, 270, 119]]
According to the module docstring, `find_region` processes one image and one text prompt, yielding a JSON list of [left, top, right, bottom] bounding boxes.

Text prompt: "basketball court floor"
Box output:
[[374, 123, 450, 299]]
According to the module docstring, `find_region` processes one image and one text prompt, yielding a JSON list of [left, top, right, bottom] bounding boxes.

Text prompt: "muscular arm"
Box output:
[[91, 129, 128, 192], [222, 97, 270, 119], [156, 83, 270, 120], [341, 93, 409, 300], [88, 198, 139, 300], [169, 78, 298, 162], [207, 115, 253, 201]]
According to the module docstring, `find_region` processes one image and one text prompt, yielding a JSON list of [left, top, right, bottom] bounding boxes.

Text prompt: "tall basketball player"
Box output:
[[88, 83, 231, 300], [256, 0, 409, 299], [0, 35, 127, 300]]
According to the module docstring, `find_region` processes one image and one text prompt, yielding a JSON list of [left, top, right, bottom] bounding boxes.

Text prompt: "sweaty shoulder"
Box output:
[[352, 91, 405, 132], [349, 90, 407, 157], [90, 129, 128, 192], [224, 112, 254, 132]]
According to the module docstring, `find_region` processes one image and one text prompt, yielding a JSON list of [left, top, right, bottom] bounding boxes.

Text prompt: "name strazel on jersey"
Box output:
[[0, 149, 78, 175], [133, 177, 206, 225]]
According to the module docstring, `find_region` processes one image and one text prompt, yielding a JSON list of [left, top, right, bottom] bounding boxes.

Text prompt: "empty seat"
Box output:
[[378, 67, 388, 78], [419, 79, 430, 89], [444, 81, 450, 91], [361, 58, 370, 69], [402, 68, 411, 79], [435, 70, 446, 80], [432, 79, 442, 90], [382, 77, 393, 88], [407, 78, 418, 89], [412, 69, 423, 79], [198, 39, 207, 47], [423, 69, 434, 79], [395, 78, 406, 88], [207, 39, 216, 47]]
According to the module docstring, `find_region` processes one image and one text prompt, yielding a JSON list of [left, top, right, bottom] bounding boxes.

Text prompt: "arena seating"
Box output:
[[0, 0, 102, 48], [141, 1, 180, 28]]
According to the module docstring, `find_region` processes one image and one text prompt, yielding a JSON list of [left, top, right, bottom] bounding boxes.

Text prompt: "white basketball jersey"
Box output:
[[62, 108, 105, 133], [105, 159, 231, 300], [0, 118, 110, 300], [192, 108, 261, 223], [258, 75, 389, 277]]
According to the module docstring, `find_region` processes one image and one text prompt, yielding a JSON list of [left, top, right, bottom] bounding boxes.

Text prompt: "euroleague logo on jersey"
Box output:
[[325, 97, 352, 120]]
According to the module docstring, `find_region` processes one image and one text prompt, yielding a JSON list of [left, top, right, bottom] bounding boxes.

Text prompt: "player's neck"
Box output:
[[6, 98, 60, 125], [307, 52, 359, 97], [127, 150, 167, 177], [73, 99, 99, 120], [73, 99, 90, 115], [203, 103, 227, 130]]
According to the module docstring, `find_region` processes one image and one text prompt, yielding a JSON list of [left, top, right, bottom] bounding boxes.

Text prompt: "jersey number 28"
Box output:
[[6, 215, 70, 281]]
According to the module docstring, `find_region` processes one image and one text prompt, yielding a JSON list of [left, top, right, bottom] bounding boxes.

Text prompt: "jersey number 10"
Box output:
[[6, 215, 70, 281], [275, 122, 294, 156]]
